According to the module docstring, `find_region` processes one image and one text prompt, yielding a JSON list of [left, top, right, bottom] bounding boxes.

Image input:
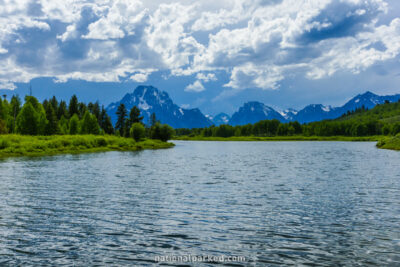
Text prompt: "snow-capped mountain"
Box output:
[[229, 101, 286, 126], [292, 104, 341, 123], [211, 113, 231, 126], [339, 91, 400, 112], [279, 108, 298, 121], [227, 91, 400, 125], [106, 86, 212, 129]]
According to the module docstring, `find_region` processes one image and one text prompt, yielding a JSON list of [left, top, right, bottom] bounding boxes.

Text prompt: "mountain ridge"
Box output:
[[107, 86, 400, 128]]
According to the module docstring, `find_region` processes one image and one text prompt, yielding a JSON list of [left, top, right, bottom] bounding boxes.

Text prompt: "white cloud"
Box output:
[[0, 0, 399, 92], [130, 71, 150, 82], [196, 73, 217, 82], [185, 80, 205, 92]]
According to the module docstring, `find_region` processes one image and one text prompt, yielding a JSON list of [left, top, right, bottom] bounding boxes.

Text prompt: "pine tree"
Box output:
[[68, 95, 79, 117], [50, 96, 59, 112], [9, 95, 21, 133], [150, 112, 158, 127], [44, 103, 59, 135], [57, 100, 69, 119], [16, 103, 39, 135], [129, 106, 143, 124], [78, 102, 87, 119], [116, 103, 127, 133], [22, 96, 47, 135], [80, 111, 100, 135], [100, 106, 114, 134]]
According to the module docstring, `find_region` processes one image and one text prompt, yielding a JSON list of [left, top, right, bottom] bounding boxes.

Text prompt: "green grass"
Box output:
[[0, 135, 174, 159], [173, 135, 381, 142], [376, 135, 400, 151]]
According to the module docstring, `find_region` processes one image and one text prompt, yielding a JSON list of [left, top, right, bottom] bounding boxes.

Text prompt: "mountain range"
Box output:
[[107, 86, 400, 128]]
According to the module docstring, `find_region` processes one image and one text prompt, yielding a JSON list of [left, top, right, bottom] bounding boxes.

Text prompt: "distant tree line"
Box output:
[[175, 101, 400, 138], [0, 95, 174, 142]]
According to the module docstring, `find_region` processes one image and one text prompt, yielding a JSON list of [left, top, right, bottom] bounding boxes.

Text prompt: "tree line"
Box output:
[[175, 101, 400, 138], [0, 95, 174, 142]]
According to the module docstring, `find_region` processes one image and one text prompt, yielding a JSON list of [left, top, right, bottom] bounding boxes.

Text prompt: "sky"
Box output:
[[1, 0, 400, 115]]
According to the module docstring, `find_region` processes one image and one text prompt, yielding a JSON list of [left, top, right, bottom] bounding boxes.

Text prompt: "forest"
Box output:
[[0, 94, 174, 142]]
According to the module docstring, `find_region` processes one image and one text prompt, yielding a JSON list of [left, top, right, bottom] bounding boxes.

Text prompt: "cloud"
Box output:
[[196, 72, 217, 82], [0, 0, 399, 93], [130, 71, 151, 82], [185, 80, 205, 92]]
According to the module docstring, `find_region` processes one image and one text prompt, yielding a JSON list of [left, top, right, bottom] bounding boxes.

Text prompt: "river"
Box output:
[[0, 141, 399, 266]]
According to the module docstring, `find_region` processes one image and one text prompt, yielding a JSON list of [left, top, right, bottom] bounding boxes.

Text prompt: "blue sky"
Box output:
[[1, 0, 400, 115]]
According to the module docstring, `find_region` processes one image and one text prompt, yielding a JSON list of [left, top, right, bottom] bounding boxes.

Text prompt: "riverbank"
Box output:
[[376, 135, 400, 150], [0, 135, 174, 159], [173, 135, 381, 142]]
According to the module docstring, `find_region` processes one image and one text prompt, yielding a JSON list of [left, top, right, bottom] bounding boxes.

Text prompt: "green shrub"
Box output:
[[130, 123, 145, 142]]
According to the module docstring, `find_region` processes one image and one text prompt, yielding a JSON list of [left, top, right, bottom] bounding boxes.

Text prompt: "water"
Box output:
[[0, 141, 400, 266]]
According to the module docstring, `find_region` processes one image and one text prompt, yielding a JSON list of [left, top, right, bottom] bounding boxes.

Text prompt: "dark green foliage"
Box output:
[[57, 101, 68, 120], [100, 106, 114, 134], [78, 102, 87, 119], [16, 96, 47, 135], [130, 122, 146, 141], [68, 95, 79, 117], [58, 116, 69, 135], [116, 103, 127, 133], [0, 119, 8, 134], [9, 95, 21, 133], [80, 111, 100, 135], [129, 106, 143, 124], [16, 103, 40, 135], [150, 112, 158, 127], [150, 123, 174, 141], [44, 103, 59, 135]]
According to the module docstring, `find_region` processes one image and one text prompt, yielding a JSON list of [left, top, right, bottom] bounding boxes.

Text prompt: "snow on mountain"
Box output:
[[212, 113, 231, 126], [106, 86, 212, 129], [229, 101, 286, 126]]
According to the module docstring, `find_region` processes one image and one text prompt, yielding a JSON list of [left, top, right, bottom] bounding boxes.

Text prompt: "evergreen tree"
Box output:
[[16, 103, 39, 135], [78, 102, 87, 119], [100, 106, 114, 134], [58, 116, 69, 135], [116, 103, 127, 133], [68, 95, 79, 117], [9, 95, 21, 133], [58, 100, 69, 120], [150, 123, 174, 141], [150, 112, 158, 127], [80, 111, 100, 135], [44, 104, 59, 135], [0, 99, 9, 134], [129, 106, 143, 124], [21, 96, 47, 135], [50, 96, 59, 112], [69, 114, 79, 135]]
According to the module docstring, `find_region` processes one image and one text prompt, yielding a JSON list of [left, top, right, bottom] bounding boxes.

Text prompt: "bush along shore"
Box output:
[[0, 135, 174, 159], [376, 134, 400, 150]]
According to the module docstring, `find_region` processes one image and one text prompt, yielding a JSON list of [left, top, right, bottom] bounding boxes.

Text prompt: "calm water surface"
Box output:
[[0, 141, 400, 266]]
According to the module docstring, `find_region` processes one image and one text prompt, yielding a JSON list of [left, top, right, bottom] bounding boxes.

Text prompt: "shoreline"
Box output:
[[173, 135, 381, 142], [0, 135, 174, 159]]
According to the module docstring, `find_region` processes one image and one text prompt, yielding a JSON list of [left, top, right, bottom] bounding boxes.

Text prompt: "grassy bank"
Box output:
[[173, 135, 381, 142], [376, 135, 400, 151], [0, 135, 174, 159]]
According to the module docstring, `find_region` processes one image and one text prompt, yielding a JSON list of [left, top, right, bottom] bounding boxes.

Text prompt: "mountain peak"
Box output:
[[107, 86, 211, 128]]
